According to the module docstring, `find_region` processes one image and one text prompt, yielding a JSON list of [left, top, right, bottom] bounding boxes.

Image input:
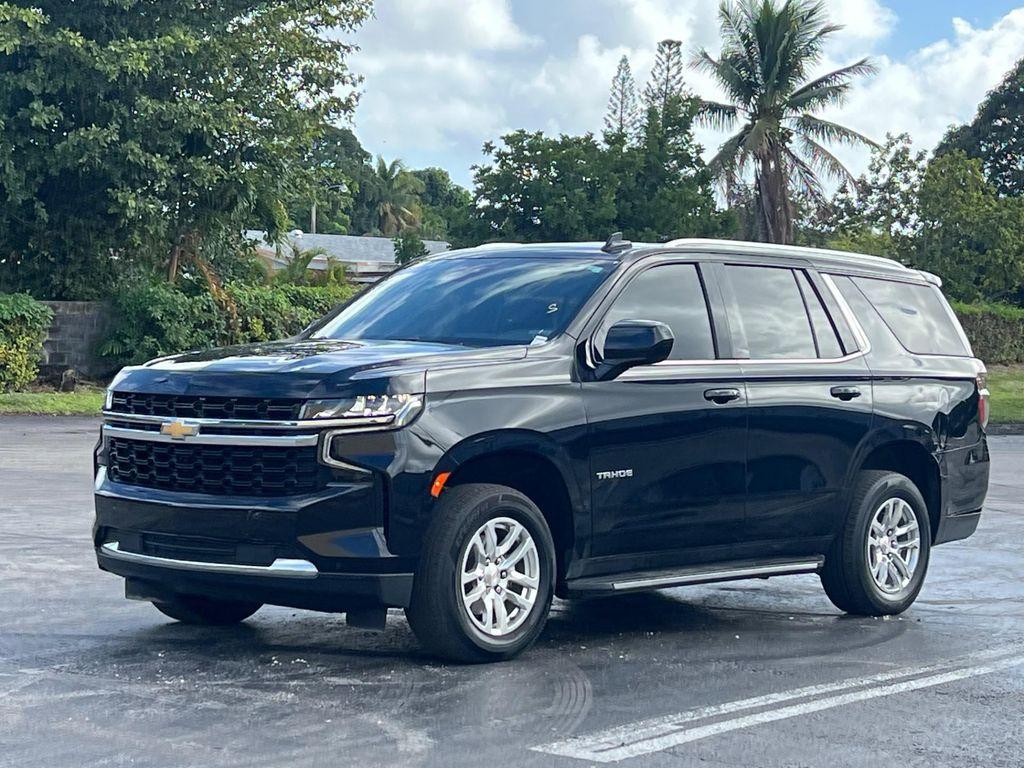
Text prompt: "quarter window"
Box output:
[[724, 265, 817, 359], [852, 277, 970, 356], [601, 264, 716, 361]]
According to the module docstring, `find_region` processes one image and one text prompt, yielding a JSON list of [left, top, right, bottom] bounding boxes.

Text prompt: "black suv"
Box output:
[[94, 238, 990, 662]]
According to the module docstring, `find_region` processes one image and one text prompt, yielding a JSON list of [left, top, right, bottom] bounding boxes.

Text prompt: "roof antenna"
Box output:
[[602, 232, 632, 254]]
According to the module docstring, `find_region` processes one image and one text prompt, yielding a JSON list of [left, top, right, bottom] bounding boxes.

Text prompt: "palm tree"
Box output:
[[694, 0, 877, 243], [368, 156, 424, 236]]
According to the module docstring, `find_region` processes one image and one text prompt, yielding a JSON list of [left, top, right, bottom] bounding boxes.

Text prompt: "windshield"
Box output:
[[311, 256, 616, 347]]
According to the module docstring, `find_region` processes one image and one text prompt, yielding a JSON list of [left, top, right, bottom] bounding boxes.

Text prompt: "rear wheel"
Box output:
[[821, 470, 931, 616], [152, 595, 262, 625], [406, 483, 555, 663]]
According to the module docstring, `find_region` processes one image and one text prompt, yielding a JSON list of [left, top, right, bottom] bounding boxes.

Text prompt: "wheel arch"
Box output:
[[437, 431, 586, 586], [854, 439, 942, 541]]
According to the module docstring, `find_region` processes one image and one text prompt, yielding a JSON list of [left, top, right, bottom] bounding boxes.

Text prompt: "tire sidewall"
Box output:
[[441, 491, 555, 657], [853, 476, 931, 612]]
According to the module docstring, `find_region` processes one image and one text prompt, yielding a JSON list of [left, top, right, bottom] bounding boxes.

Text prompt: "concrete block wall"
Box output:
[[40, 301, 112, 379]]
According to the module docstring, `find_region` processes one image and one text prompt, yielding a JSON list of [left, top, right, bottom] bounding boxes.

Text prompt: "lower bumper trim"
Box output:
[[100, 541, 319, 579]]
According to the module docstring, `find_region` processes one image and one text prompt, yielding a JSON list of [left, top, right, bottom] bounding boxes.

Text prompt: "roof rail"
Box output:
[[662, 238, 908, 270], [602, 232, 632, 254]]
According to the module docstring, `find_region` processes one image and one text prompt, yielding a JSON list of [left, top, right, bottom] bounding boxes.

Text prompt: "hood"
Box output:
[[110, 339, 526, 400]]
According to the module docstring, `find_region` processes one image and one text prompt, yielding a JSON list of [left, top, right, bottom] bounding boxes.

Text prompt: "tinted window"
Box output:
[[312, 256, 616, 347], [796, 271, 845, 359], [852, 277, 970, 356], [601, 264, 715, 360], [725, 266, 816, 359]]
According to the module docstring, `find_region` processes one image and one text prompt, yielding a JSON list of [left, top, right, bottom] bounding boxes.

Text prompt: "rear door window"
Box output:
[[723, 265, 817, 359], [851, 277, 970, 356], [601, 263, 716, 360]]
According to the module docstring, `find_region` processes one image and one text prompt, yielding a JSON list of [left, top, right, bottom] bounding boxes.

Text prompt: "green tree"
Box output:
[[288, 126, 371, 235], [802, 133, 926, 257], [604, 55, 641, 144], [912, 151, 1024, 303], [365, 157, 424, 237], [393, 231, 429, 266], [0, 0, 372, 298], [937, 57, 1024, 197], [694, 0, 877, 244], [644, 40, 687, 116], [410, 167, 476, 246], [471, 131, 619, 242]]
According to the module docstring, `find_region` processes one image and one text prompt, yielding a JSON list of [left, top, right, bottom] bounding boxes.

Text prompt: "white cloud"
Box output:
[[823, 9, 1024, 174], [345, 2, 1024, 187]]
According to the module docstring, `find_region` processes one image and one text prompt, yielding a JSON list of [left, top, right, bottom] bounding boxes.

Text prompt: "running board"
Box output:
[[565, 557, 825, 596]]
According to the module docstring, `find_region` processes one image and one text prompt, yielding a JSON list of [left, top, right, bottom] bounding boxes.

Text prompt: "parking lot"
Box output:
[[1, 415, 1022, 767]]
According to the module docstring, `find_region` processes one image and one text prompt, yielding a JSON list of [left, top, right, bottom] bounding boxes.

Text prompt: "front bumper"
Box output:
[[96, 540, 413, 612], [94, 468, 416, 611]]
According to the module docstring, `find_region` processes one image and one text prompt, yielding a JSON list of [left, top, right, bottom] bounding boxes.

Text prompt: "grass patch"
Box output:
[[0, 387, 105, 416], [988, 366, 1024, 425]]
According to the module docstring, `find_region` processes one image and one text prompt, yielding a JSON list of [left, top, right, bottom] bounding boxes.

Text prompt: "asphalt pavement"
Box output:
[[1, 415, 1021, 767]]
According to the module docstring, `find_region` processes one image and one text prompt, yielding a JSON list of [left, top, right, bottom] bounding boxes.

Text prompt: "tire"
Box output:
[[152, 595, 262, 625], [821, 470, 932, 616], [406, 483, 556, 663]]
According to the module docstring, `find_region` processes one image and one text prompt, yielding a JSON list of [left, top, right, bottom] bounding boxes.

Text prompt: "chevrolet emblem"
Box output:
[[160, 420, 200, 440]]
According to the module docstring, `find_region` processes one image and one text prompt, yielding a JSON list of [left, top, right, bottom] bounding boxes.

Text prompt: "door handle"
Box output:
[[704, 388, 741, 404], [830, 386, 862, 401]]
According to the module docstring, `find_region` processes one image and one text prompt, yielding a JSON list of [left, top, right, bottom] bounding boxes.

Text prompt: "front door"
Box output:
[[581, 261, 748, 569]]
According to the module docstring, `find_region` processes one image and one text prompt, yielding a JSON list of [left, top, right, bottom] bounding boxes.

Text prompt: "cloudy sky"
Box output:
[[346, 1, 1024, 188]]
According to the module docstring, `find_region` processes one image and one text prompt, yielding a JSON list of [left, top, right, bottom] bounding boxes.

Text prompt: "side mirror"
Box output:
[[596, 319, 674, 380]]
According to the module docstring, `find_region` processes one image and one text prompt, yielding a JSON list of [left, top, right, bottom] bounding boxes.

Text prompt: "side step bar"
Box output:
[[566, 556, 825, 596]]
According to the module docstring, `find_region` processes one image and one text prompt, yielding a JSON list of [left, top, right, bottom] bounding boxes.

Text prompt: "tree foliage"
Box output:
[[0, 0, 372, 299], [604, 55, 641, 144], [644, 40, 687, 115], [937, 57, 1024, 197], [694, 0, 877, 244], [912, 152, 1024, 303]]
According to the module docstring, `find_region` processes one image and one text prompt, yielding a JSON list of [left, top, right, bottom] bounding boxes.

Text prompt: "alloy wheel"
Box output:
[[866, 497, 921, 594], [459, 517, 540, 638]]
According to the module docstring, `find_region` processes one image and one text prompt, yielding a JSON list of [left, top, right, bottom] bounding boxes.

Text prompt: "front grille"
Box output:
[[109, 392, 303, 421], [106, 437, 330, 497]]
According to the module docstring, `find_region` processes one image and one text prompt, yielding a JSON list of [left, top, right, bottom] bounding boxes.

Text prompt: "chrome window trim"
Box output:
[[99, 541, 318, 579], [102, 411, 396, 431], [609, 270, 872, 379], [102, 424, 319, 447]]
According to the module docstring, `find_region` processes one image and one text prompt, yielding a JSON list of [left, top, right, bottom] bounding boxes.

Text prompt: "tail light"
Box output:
[[976, 372, 990, 430]]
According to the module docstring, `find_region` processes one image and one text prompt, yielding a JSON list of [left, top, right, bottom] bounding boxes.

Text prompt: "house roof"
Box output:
[[244, 230, 450, 266]]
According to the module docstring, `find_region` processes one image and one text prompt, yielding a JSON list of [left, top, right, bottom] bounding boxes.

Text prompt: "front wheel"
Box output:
[[821, 470, 932, 616], [152, 595, 262, 625], [406, 483, 555, 663]]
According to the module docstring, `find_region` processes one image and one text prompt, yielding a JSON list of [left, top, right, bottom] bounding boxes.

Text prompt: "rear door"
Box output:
[[717, 262, 873, 555], [581, 260, 748, 568]]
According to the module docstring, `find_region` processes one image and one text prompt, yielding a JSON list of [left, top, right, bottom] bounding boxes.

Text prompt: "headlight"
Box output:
[[104, 389, 114, 410], [300, 393, 423, 428]]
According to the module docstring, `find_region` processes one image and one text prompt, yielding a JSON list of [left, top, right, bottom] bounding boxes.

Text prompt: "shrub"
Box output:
[[952, 301, 1024, 365], [101, 282, 359, 366], [0, 293, 54, 391]]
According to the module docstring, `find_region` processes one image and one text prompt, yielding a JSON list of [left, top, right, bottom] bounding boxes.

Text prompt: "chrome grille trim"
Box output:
[[102, 411, 395, 431], [102, 424, 319, 447]]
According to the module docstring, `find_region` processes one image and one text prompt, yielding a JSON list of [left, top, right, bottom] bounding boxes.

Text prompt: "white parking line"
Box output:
[[533, 647, 1024, 763]]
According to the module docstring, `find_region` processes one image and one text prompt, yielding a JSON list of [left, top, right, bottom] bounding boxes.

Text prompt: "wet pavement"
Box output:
[[1, 416, 1021, 767]]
